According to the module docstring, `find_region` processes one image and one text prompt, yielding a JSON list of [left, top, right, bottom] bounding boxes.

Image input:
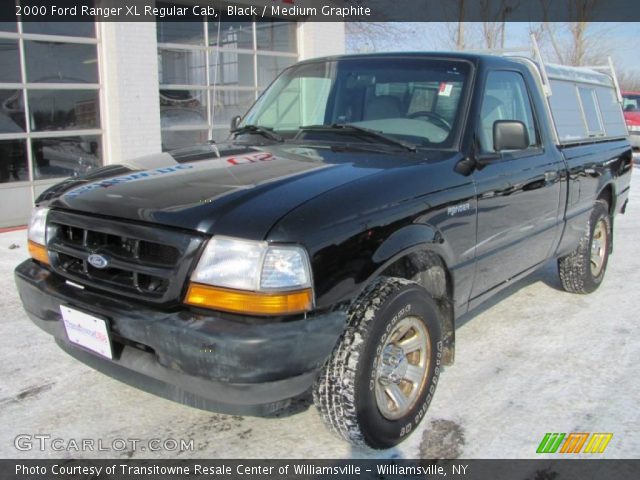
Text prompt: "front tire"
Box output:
[[312, 277, 443, 449], [558, 200, 611, 294]]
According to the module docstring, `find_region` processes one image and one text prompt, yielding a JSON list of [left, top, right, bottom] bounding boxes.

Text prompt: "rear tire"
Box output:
[[312, 277, 443, 449], [558, 200, 611, 294]]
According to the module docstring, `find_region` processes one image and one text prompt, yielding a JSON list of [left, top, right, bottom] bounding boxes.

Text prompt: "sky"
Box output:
[[347, 22, 640, 80]]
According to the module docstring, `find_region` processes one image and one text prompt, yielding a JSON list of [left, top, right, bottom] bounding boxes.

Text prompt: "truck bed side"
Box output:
[[555, 139, 633, 258]]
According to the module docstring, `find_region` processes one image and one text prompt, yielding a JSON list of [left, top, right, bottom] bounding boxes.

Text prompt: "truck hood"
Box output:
[[45, 143, 428, 239]]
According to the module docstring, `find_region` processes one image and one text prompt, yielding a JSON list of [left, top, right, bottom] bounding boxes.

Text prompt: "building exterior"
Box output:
[[0, 9, 345, 227]]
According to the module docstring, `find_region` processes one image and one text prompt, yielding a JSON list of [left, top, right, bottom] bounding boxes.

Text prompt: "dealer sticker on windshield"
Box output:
[[60, 306, 112, 359], [438, 82, 453, 97]]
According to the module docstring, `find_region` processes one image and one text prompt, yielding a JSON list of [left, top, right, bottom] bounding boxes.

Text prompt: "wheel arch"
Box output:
[[362, 225, 456, 365], [596, 182, 615, 216]]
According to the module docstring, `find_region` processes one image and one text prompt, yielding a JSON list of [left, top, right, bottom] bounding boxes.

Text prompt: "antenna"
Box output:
[[210, 17, 222, 132]]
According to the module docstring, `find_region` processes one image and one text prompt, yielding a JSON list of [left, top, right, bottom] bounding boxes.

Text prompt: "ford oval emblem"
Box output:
[[87, 254, 109, 269]]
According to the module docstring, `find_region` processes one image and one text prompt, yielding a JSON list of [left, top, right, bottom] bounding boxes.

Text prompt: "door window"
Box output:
[[479, 71, 538, 152]]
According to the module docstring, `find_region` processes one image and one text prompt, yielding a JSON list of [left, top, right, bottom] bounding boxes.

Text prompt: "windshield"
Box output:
[[240, 57, 471, 149], [623, 93, 640, 112]]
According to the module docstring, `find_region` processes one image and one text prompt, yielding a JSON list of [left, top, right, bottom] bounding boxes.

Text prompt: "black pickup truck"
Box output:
[[15, 53, 633, 449]]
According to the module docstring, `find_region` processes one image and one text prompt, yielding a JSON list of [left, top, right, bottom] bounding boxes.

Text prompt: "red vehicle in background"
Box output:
[[623, 91, 640, 149]]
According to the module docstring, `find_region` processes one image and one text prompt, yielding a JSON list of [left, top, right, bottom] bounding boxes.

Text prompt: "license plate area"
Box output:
[[60, 305, 113, 359]]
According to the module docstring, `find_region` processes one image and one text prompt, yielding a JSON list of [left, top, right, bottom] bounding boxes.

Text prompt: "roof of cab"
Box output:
[[295, 51, 521, 67]]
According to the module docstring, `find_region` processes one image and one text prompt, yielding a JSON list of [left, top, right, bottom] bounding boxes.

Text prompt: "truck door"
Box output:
[[471, 69, 563, 299]]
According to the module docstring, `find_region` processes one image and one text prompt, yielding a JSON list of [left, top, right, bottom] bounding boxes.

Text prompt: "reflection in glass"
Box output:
[[0, 22, 17, 32], [24, 41, 98, 83], [210, 51, 254, 87], [157, 22, 204, 45], [255, 21, 297, 53], [22, 22, 95, 38], [28, 90, 100, 131], [0, 90, 25, 133], [211, 90, 255, 125], [161, 129, 208, 151], [0, 140, 28, 183], [208, 19, 253, 49], [212, 128, 231, 143], [32, 136, 101, 180], [257, 55, 295, 87], [0, 39, 21, 83], [158, 49, 206, 85], [160, 90, 208, 129], [157, 4, 204, 45]]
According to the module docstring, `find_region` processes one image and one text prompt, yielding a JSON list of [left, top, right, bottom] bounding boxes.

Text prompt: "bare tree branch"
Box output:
[[617, 69, 640, 91]]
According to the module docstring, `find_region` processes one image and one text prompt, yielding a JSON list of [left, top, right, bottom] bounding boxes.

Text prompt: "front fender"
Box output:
[[371, 223, 453, 280]]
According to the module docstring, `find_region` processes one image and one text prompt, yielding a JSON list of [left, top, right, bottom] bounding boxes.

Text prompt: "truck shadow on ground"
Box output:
[[457, 259, 562, 329]]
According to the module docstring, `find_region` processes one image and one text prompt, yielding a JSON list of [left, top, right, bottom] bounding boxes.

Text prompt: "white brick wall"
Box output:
[[99, 22, 162, 165]]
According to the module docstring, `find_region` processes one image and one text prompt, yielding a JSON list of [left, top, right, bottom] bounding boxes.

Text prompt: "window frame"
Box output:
[[577, 85, 606, 137], [476, 68, 543, 159]]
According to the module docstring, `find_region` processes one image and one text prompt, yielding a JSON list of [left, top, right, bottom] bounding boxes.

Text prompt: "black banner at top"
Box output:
[[2, 0, 640, 23]]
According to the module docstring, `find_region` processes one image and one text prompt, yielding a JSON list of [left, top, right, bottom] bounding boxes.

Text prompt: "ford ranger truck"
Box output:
[[15, 53, 633, 449]]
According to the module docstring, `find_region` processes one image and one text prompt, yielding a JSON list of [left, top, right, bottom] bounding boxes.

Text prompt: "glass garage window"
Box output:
[[0, 140, 28, 183], [0, 11, 102, 226], [32, 135, 101, 180], [28, 90, 100, 132], [156, 1, 204, 45], [158, 18, 298, 151], [255, 22, 297, 53], [158, 49, 206, 85], [0, 22, 17, 32], [24, 41, 98, 84], [161, 129, 209, 151], [0, 39, 21, 83], [211, 90, 256, 124], [211, 127, 230, 143], [208, 20, 253, 49], [22, 22, 96, 38], [0, 89, 25, 133], [210, 51, 255, 87], [160, 89, 208, 129], [157, 21, 204, 45], [257, 56, 295, 88]]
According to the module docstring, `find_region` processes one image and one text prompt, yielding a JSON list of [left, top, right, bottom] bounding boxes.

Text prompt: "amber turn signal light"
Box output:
[[185, 283, 313, 316], [28, 240, 49, 265]]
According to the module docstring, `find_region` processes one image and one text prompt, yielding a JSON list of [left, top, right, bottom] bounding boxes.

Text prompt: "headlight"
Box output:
[[27, 207, 49, 265], [185, 236, 313, 316]]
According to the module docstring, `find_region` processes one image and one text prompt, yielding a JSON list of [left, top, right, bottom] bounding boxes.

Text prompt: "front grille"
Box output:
[[47, 210, 205, 304]]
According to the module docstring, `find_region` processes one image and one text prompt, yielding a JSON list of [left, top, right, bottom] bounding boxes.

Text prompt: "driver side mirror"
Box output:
[[493, 120, 529, 152], [230, 115, 242, 131]]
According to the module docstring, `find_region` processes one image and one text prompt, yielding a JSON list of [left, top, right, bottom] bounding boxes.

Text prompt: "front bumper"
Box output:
[[14, 260, 346, 415]]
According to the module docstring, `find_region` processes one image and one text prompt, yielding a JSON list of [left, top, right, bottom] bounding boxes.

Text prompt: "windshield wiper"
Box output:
[[298, 124, 417, 152], [231, 125, 284, 142]]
